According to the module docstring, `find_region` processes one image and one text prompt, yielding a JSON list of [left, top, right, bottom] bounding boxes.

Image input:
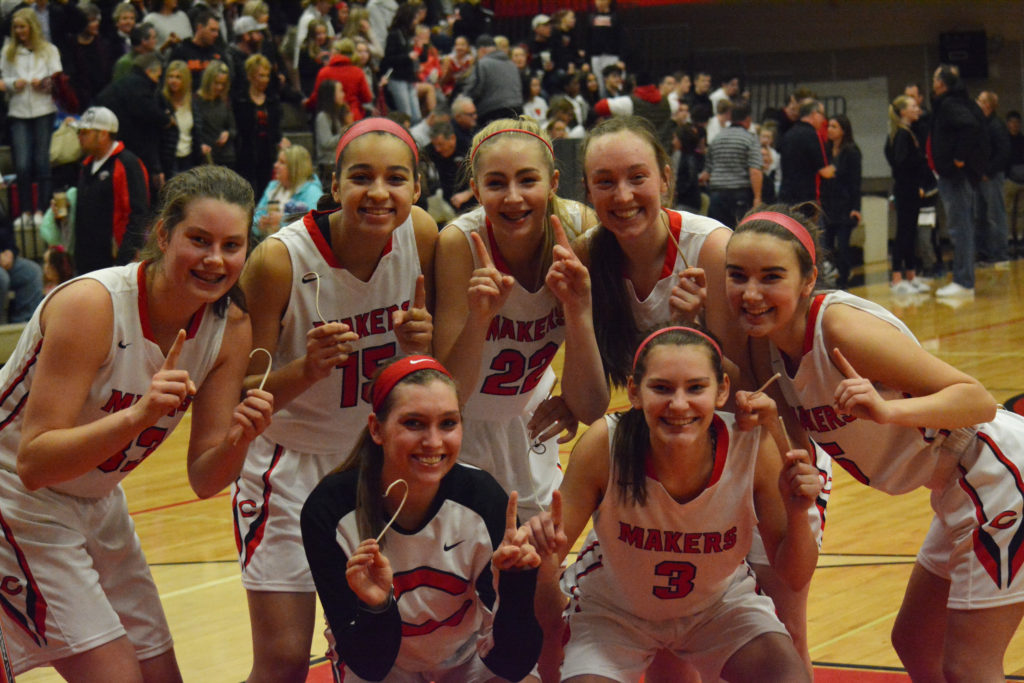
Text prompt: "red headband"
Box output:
[[470, 128, 554, 163], [739, 211, 816, 263], [335, 117, 419, 165], [371, 356, 453, 413], [632, 326, 723, 374]]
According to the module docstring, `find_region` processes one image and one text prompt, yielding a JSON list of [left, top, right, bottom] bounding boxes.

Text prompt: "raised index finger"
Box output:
[[551, 214, 571, 253], [162, 329, 187, 370], [412, 274, 426, 310], [469, 231, 495, 270], [505, 491, 519, 531], [549, 489, 562, 529], [831, 347, 862, 379]]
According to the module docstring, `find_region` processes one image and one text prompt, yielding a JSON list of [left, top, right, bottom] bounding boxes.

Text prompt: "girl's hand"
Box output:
[[303, 322, 359, 382], [778, 449, 820, 511], [832, 348, 891, 424], [217, 131, 229, 145], [227, 388, 273, 445], [544, 215, 591, 316], [734, 389, 779, 432], [521, 489, 567, 557], [668, 267, 707, 323], [346, 538, 394, 608], [492, 492, 542, 572], [527, 394, 578, 445], [467, 231, 515, 322], [392, 274, 432, 355], [134, 330, 196, 427]]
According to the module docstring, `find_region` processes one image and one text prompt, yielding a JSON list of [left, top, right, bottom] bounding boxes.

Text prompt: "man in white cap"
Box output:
[[227, 14, 267, 99], [72, 106, 150, 275], [528, 14, 553, 73]]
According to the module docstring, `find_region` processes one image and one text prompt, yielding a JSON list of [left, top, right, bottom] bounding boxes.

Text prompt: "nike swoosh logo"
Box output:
[[443, 540, 464, 552], [118, 341, 130, 348], [408, 358, 431, 365]]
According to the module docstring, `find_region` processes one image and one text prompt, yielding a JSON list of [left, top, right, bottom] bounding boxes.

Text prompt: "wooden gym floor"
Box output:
[[14, 262, 1024, 681]]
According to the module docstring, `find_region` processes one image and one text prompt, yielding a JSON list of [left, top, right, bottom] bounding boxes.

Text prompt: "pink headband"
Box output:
[[371, 356, 453, 413], [739, 211, 816, 263], [470, 128, 554, 163], [335, 117, 419, 165], [632, 326, 722, 374]]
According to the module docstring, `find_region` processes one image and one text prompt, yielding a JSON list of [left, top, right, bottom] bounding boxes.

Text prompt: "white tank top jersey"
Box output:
[[449, 204, 584, 421], [566, 412, 759, 621], [770, 290, 967, 495], [0, 262, 227, 498], [262, 210, 422, 453], [627, 209, 724, 332]]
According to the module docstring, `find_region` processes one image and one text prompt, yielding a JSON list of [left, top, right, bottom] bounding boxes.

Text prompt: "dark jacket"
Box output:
[[169, 40, 224, 88], [779, 120, 827, 204], [74, 141, 150, 274], [930, 88, 987, 182], [885, 127, 929, 195], [194, 95, 237, 167], [95, 66, 174, 177], [821, 143, 862, 225], [981, 112, 1011, 178]]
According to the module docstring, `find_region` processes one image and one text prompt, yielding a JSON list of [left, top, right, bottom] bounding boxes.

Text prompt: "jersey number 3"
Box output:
[[652, 560, 696, 599]]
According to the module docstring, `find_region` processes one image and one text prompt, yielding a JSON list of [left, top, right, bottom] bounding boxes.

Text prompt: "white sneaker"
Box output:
[[890, 281, 915, 296], [935, 282, 975, 297], [994, 261, 1011, 271], [907, 279, 931, 293]]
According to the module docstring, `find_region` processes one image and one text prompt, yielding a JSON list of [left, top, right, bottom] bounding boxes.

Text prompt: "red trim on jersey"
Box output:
[[136, 264, 205, 343], [302, 209, 395, 270], [977, 430, 1024, 585], [803, 293, 827, 356], [401, 599, 473, 637], [0, 508, 49, 645], [484, 219, 512, 275], [234, 443, 285, 568], [393, 566, 471, 599], [660, 209, 682, 278], [0, 340, 41, 427], [705, 414, 729, 488], [957, 470, 1003, 586]]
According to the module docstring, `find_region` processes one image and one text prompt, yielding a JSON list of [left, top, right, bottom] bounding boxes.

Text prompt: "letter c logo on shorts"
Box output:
[[989, 510, 1019, 530], [238, 499, 260, 517], [1, 576, 22, 596]]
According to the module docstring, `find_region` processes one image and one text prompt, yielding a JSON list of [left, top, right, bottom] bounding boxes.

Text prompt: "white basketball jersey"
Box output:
[[449, 205, 584, 421], [261, 210, 422, 453], [770, 290, 953, 495], [0, 262, 227, 498], [564, 412, 759, 621], [625, 210, 725, 331]]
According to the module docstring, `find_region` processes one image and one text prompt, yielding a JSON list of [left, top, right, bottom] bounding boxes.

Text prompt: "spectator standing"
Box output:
[[1004, 110, 1024, 239], [110, 2, 136, 57], [163, 59, 199, 175], [225, 13, 263, 100], [593, 70, 673, 152], [0, 8, 61, 229], [709, 74, 740, 112], [705, 97, 732, 145], [821, 114, 862, 289], [296, 17, 331, 97], [439, 34, 472, 98], [307, 38, 370, 120], [142, 0, 192, 54], [527, 13, 553, 73], [463, 33, 521, 126], [365, 0, 396, 63], [111, 20, 155, 82], [586, 0, 621, 94], [292, 0, 334, 69], [71, 105, 149, 274], [885, 95, 929, 294], [169, 7, 222, 88], [233, 52, 282, 198], [674, 121, 705, 213], [930, 65, 987, 297], [551, 9, 583, 74], [975, 90, 1010, 267], [703, 101, 763, 228], [95, 52, 172, 195], [194, 59, 235, 167], [379, 2, 422, 123], [63, 3, 113, 111], [779, 98, 833, 204], [685, 70, 712, 116]]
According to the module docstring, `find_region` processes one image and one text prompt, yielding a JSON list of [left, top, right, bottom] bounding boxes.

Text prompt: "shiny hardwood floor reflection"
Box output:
[[15, 261, 1024, 681]]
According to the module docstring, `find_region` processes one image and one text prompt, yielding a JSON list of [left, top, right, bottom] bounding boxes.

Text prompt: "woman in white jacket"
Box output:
[[0, 8, 61, 230]]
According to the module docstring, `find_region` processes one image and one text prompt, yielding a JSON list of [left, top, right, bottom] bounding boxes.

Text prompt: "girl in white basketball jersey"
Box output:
[[578, 115, 828, 676], [0, 166, 273, 679], [236, 117, 438, 682], [524, 326, 819, 682], [433, 117, 608, 518], [301, 356, 543, 683], [725, 205, 1024, 681]]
